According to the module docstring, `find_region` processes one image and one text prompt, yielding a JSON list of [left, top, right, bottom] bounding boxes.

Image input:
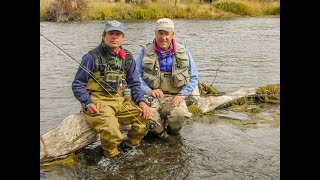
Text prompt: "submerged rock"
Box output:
[[216, 110, 250, 121]]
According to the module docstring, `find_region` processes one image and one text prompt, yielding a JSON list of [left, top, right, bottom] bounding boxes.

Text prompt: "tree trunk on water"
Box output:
[[195, 87, 256, 113], [40, 113, 131, 163], [40, 113, 98, 162]]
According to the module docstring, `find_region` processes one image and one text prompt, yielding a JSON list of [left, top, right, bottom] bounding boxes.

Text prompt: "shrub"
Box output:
[[214, 0, 256, 16], [45, 0, 89, 22]]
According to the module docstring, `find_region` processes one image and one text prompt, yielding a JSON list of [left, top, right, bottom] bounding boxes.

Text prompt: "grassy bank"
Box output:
[[40, 0, 280, 22]]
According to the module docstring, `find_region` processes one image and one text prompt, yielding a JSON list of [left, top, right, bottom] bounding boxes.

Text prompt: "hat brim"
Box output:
[[104, 27, 124, 34], [155, 27, 174, 32]]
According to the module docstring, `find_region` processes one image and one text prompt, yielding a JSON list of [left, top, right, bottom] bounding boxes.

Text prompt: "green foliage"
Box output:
[[216, 83, 280, 110], [255, 84, 280, 103], [89, 8, 114, 20], [263, 5, 280, 15], [173, 9, 189, 18], [188, 105, 203, 117], [40, 6, 46, 21], [40, 0, 280, 21], [198, 82, 223, 96], [207, 86, 221, 94], [131, 9, 157, 19], [213, 0, 257, 16], [186, 5, 194, 13], [41, 154, 78, 166]]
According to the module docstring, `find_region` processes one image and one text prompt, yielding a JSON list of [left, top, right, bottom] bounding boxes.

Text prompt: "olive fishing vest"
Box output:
[[141, 42, 190, 94], [85, 44, 132, 94]]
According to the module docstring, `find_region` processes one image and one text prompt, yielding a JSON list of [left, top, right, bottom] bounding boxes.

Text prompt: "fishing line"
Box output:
[[161, 94, 280, 97], [210, 61, 226, 86]]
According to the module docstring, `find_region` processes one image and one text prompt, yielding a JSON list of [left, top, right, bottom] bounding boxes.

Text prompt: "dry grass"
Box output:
[[40, 0, 55, 21], [40, 0, 279, 21]]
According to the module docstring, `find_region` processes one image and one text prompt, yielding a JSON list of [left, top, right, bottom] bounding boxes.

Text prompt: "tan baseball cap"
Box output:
[[155, 18, 174, 32]]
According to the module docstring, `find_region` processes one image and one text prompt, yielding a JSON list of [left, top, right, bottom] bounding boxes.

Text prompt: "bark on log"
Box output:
[[40, 113, 98, 162], [40, 86, 256, 162], [195, 87, 257, 113], [40, 113, 131, 163]]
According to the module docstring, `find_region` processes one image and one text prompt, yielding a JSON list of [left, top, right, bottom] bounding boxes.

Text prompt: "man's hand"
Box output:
[[86, 103, 100, 114], [171, 95, 184, 107], [147, 89, 164, 98], [138, 101, 152, 119]]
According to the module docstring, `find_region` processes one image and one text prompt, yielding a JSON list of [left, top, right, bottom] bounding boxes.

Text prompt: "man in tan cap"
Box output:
[[136, 18, 199, 138]]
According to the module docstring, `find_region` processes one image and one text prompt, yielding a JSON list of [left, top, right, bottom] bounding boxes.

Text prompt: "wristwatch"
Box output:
[[86, 103, 92, 108], [81, 103, 86, 109], [81, 103, 92, 109], [177, 93, 186, 99]]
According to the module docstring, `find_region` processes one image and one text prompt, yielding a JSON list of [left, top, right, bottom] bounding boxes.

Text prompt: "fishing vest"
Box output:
[[141, 42, 190, 94], [85, 44, 132, 94]]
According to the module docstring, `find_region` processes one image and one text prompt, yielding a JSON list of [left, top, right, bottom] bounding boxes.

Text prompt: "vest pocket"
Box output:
[[142, 72, 160, 88], [103, 71, 125, 94], [175, 51, 188, 60], [142, 58, 156, 71], [172, 69, 190, 88]]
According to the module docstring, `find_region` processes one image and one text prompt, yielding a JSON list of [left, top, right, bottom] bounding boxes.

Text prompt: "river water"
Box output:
[[40, 17, 280, 179]]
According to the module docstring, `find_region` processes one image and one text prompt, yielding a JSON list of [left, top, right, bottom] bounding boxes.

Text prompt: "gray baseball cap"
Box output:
[[104, 20, 124, 34]]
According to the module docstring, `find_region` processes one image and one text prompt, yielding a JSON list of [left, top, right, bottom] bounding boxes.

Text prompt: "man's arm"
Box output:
[[125, 51, 145, 105], [71, 53, 95, 108], [179, 47, 199, 97], [136, 48, 153, 95]]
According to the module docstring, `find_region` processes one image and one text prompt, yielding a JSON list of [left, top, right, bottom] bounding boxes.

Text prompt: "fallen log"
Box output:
[[195, 87, 256, 113], [40, 113, 98, 162], [40, 113, 131, 163], [40, 86, 257, 163]]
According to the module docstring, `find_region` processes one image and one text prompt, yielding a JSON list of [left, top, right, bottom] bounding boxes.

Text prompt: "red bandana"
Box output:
[[113, 48, 126, 59]]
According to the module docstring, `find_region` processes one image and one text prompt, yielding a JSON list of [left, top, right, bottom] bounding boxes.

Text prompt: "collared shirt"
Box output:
[[136, 40, 198, 97]]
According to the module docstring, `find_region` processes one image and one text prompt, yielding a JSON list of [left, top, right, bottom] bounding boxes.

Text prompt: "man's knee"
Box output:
[[167, 107, 190, 125], [165, 107, 191, 134], [170, 106, 192, 118]]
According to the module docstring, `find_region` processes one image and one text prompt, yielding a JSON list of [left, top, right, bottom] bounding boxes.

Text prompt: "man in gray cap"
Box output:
[[72, 20, 152, 158], [136, 18, 199, 138]]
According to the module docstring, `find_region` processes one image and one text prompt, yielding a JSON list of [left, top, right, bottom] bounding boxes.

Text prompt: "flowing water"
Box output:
[[40, 17, 280, 179]]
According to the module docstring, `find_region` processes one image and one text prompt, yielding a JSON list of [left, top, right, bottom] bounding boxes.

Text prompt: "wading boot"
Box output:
[[166, 126, 181, 136], [156, 130, 169, 140], [119, 141, 133, 153]]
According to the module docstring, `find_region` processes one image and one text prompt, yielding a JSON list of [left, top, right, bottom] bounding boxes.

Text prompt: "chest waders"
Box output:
[[40, 34, 151, 157], [141, 42, 193, 136], [87, 45, 132, 96], [84, 44, 149, 158]]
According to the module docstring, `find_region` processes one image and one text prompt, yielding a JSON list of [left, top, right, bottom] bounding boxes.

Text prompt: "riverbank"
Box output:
[[40, 0, 280, 22]]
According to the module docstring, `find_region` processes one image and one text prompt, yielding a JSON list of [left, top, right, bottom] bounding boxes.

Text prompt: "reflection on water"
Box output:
[[40, 17, 280, 179]]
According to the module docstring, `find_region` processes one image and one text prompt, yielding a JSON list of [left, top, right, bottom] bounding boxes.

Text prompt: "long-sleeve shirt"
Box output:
[[136, 46, 199, 97], [72, 51, 145, 108]]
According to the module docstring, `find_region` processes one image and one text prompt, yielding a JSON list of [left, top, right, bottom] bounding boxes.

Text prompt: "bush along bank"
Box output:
[[40, 0, 280, 22]]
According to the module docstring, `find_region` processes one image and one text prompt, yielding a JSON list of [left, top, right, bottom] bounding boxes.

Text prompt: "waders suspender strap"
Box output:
[[124, 59, 130, 73], [93, 51, 110, 76], [123, 49, 132, 74]]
